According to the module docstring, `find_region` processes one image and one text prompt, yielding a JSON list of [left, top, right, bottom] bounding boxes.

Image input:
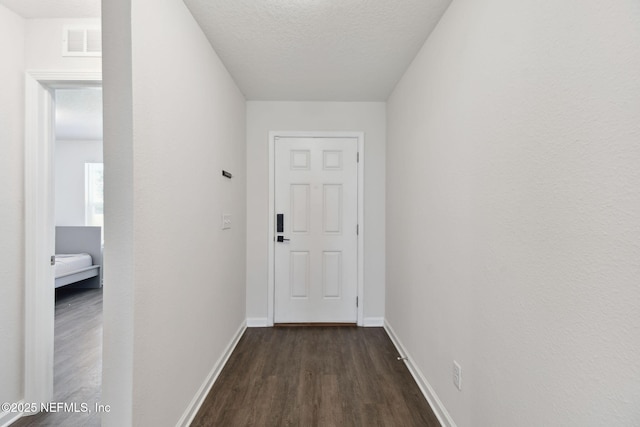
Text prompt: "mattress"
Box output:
[[55, 253, 93, 278]]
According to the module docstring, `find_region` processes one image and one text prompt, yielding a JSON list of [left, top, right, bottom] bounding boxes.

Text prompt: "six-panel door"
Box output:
[[274, 137, 358, 323]]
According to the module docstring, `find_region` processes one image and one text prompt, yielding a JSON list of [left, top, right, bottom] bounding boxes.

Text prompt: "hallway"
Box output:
[[2, 1, 639, 425]]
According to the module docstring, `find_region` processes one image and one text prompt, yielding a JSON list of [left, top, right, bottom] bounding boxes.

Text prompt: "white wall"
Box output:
[[25, 18, 102, 70], [386, 0, 640, 426], [0, 9, 105, 426], [0, 11, 103, 422], [55, 140, 103, 226], [246, 102, 386, 325], [101, 0, 134, 423], [20, 16, 101, 421], [102, 0, 246, 425], [0, 5, 25, 423]]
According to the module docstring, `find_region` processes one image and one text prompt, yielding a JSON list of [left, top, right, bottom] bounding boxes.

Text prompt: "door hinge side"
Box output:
[[357, 224, 359, 235], [356, 296, 358, 307], [357, 152, 360, 163]]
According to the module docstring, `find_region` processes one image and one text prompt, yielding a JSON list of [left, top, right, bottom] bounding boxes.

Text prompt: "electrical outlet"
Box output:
[[453, 361, 462, 391]]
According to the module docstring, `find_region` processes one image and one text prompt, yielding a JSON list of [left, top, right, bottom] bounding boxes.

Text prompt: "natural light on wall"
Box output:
[[85, 162, 104, 240]]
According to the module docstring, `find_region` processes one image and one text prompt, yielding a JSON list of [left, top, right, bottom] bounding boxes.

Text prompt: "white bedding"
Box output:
[[55, 253, 93, 278]]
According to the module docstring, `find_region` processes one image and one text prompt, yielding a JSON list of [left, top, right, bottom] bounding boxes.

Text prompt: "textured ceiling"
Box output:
[[1, 0, 453, 101], [0, 0, 100, 18], [55, 88, 103, 141], [183, 0, 452, 101]]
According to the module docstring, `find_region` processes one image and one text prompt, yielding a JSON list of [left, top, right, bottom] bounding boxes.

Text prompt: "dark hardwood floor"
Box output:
[[192, 327, 440, 427], [13, 287, 102, 427], [12, 295, 437, 426]]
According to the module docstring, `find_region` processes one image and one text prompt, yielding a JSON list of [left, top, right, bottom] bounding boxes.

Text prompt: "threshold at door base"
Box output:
[[274, 322, 357, 328]]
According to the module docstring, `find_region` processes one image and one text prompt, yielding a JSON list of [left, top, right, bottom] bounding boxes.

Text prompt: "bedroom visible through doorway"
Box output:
[[54, 87, 104, 230], [51, 86, 104, 426], [23, 72, 103, 414]]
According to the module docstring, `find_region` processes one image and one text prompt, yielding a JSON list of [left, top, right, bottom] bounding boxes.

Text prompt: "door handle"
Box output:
[[276, 236, 290, 243]]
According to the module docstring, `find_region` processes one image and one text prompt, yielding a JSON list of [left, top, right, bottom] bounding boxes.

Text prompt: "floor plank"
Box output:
[[13, 287, 102, 427], [192, 327, 440, 427]]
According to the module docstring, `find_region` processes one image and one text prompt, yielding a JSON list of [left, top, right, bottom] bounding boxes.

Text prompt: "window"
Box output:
[[85, 163, 104, 238]]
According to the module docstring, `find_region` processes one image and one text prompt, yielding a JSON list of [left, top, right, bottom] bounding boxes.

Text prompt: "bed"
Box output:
[[55, 226, 102, 289]]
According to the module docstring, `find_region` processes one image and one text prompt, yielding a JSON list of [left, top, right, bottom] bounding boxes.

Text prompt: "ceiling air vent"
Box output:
[[62, 26, 102, 57]]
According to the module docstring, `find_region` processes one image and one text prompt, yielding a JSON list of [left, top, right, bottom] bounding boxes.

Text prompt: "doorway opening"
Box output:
[[24, 71, 103, 410]]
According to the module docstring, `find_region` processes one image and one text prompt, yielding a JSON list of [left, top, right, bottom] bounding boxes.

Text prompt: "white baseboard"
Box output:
[[246, 317, 269, 327], [384, 320, 456, 427], [363, 317, 385, 327], [177, 321, 247, 427], [0, 402, 25, 427]]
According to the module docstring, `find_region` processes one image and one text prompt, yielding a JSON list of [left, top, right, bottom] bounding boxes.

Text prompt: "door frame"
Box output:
[[24, 70, 102, 406], [268, 131, 364, 326]]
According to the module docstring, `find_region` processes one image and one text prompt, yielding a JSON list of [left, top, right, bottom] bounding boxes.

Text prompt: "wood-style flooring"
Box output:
[[13, 287, 102, 427], [12, 294, 438, 426], [191, 327, 440, 427]]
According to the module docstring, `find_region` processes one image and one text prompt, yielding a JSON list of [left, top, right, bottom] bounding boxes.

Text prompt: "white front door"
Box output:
[[274, 136, 358, 323]]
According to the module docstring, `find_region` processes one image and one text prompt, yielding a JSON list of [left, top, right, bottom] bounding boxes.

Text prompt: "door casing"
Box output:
[[268, 131, 364, 326], [24, 70, 102, 407]]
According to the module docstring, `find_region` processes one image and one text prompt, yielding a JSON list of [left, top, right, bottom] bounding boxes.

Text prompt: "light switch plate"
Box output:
[[453, 360, 462, 390], [222, 214, 232, 230]]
